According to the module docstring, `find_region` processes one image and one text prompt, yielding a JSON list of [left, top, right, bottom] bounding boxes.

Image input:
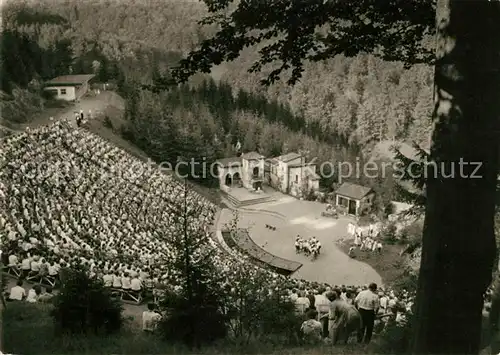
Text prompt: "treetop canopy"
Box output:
[[172, 0, 435, 86]]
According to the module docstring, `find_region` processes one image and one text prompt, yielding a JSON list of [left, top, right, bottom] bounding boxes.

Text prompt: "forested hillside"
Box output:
[[122, 79, 399, 212], [2, 0, 434, 148], [222, 53, 434, 148], [0, 0, 195, 123]]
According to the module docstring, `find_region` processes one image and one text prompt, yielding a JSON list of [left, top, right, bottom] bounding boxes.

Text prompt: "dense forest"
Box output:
[[1, 0, 434, 148], [122, 79, 399, 213], [0, 0, 433, 211]]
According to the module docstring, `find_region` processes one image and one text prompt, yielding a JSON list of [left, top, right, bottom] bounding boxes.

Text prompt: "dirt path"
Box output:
[[4, 91, 124, 132]]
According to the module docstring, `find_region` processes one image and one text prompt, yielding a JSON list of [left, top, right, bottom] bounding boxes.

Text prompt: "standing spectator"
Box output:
[[142, 303, 162, 332], [355, 282, 379, 344], [306, 290, 316, 311], [315, 287, 331, 338], [295, 291, 311, 314], [328, 291, 362, 345]]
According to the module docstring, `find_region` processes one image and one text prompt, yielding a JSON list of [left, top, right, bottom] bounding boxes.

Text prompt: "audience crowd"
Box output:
[[4, 119, 484, 344]]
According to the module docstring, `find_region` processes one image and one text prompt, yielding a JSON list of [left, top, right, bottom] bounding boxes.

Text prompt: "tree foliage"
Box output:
[[158, 181, 227, 347], [51, 267, 123, 335], [172, 0, 435, 86]]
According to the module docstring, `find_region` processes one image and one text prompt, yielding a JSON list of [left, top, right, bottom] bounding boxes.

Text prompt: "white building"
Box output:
[[216, 151, 265, 191], [335, 182, 375, 216], [43, 74, 95, 101], [266, 152, 320, 197]]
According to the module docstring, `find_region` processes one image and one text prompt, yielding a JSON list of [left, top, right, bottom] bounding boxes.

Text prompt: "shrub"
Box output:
[[398, 222, 423, 248], [103, 115, 113, 129], [224, 270, 302, 345], [51, 267, 123, 335], [157, 184, 228, 348], [159, 291, 227, 347], [392, 270, 418, 294], [372, 313, 414, 354], [383, 223, 398, 244]]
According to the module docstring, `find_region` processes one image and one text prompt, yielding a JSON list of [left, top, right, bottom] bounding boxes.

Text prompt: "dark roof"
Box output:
[[216, 157, 241, 167], [45, 74, 95, 86], [267, 158, 279, 165], [241, 151, 263, 160], [335, 182, 373, 200], [288, 162, 316, 168], [277, 152, 302, 162]]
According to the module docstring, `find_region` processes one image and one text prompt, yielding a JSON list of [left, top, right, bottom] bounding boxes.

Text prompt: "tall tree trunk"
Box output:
[[411, 1, 500, 354]]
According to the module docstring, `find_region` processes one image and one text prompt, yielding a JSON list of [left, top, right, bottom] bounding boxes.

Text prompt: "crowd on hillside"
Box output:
[[0, 119, 469, 345], [0, 119, 216, 292]]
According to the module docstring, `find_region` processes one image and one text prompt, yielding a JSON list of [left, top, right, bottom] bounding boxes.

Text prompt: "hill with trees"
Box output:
[[1, 0, 434, 149]]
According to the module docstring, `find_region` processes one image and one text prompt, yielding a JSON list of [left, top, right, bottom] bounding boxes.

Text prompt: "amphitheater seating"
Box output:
[[110, 288, 143, 305], [25, 273, 57, 288], [1, 119, 416, 317], [3, 265, 21, 278]]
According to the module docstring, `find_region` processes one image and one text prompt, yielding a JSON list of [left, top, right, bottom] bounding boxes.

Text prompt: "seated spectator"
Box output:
[[21, 255, 31, 278], [30, 256, 41, 275], [102, 270, 113, 287], [38, 287, 55, 303], [39, 258, 49, 277], [9, 279, 26, 301], [26, 285, 42, 303], [121, 272, 131, 290], [48, 259, 60, 278], [301, 309, 322, 344], [8, 253, 19, 268], [131, 275, 142, 292], [142, 303, 162, 332], [112, 271, 122, 288]]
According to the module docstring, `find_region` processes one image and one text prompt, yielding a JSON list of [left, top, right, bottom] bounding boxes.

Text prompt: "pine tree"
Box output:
[[159, 180, 227, 347]]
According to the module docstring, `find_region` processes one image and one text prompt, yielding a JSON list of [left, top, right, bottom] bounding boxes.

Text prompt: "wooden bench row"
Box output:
[[2, 265, 57, 288], [2, 265, 160, 306]]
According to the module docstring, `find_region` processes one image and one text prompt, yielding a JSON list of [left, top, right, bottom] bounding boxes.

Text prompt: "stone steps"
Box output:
[[221, 191, 275, 207]]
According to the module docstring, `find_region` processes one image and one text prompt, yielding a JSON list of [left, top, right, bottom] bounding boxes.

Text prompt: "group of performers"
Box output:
[[295, 236, 322, 260], [347, 222, 383, 258]]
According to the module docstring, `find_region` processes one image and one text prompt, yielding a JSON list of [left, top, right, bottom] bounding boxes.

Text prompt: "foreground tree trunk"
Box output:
[[411, 1, 500, 354]]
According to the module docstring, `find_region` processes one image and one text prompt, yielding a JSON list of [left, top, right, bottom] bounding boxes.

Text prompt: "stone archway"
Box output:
[[253, 166, 259, 178], [233, 172, 241, 186], [225, 174, 232, 186]]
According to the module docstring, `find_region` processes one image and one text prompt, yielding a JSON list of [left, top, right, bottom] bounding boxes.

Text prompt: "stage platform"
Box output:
[[221, 186, 280, 207], [221, 229, 303, 276]]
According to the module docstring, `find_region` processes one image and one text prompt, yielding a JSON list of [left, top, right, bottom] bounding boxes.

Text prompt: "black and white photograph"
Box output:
[[1, 0, 500, 354]]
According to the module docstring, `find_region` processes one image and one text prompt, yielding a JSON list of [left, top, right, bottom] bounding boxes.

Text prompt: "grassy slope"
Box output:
[[337, 239, 407, 287], [2, 302, 369, 355]]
